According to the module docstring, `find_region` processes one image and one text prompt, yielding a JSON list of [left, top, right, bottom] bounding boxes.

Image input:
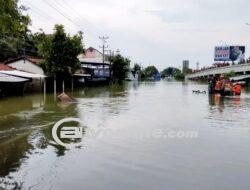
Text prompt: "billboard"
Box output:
[[214, 46, 245, 61], [214, 46, 230, 61], [229, 46, 245, 61]]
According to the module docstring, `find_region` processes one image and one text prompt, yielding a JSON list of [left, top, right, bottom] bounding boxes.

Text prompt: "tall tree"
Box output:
[[144, 65, 159, 78], [0, 0, 31, 61], [161, 67, 181, 77], [133, 63, 141, 72], [32, 30, 52, 58], [110, 54, 130, 82], [42, 25, 84, 78]]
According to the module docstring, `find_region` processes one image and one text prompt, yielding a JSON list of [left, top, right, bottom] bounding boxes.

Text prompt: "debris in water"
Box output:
[[57, 93, 76, 103]]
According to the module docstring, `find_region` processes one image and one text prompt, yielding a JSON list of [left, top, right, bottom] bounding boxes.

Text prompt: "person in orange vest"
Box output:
[[233, 83, 242, 96], [224, 79, 233, 96], [214, 75, 226, 93]]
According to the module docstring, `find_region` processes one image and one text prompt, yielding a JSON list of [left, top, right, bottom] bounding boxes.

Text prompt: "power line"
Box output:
[[25, 1, 55, 21], [27, 0, 114, 50], [59, 0, 104, 35], [57, 0, 111, 47], [41, 0, 105, 44], [48, 0, 88, 32], [42, 0, 85, 32], [25, 1, 73, 32]]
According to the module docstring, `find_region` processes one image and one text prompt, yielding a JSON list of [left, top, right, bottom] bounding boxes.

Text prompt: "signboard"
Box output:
[[229, 46, 245, 61], [214, 46, 245, 61], [214, 46, 230, 61]]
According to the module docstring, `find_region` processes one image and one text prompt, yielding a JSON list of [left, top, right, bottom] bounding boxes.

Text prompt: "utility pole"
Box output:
[[99, 36, 109, 64]]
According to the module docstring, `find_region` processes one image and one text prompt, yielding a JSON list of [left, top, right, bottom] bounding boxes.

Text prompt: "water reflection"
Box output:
[[208, 94, 242, 108], [0, 82, 250, 190], [0, 83, 130, 188], [208, 95, 225, 111], [207, 93, 250, 129], [0, 133, 31, 177]]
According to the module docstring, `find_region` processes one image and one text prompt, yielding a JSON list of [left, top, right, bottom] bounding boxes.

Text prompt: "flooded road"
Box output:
[[1, 81, 250, 190]]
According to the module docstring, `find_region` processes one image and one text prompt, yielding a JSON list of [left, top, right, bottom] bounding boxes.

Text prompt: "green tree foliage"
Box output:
[[159, 67, 190, 81], [144, 65, 159, 78], [0, 0, 33, 61], [133, 63, 144, 80], [161, 67, 181, 78], [0, 0, 29, 36], [32, 30, 52, 58], [110, 54, 130, 82], [182, 67, 192, 75], [174, 72, 185, 81], [133, 63, 141, 72], [224, 70, 236, 79], [161, 67, 185, 81], [42, 25, 84, 77]]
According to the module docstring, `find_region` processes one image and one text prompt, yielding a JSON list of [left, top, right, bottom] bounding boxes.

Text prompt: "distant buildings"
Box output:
[[182, 60, 190, 73], [0, 47, 114, 97], [196, 62, 200, 70], [77, 47, 111, 82]]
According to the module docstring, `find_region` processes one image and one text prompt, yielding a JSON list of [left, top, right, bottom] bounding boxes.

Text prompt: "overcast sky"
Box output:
[[20, 0, 250, 70]]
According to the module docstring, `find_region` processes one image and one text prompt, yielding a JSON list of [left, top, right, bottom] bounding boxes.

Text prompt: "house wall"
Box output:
[[8, 60, 44, 75]]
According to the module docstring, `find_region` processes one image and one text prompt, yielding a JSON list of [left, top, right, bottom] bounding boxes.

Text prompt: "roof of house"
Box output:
[[0, 64, 15, 71], [78, 47, 110, 64], [0, 73, 29, 83], [79, 58, 110, 64], [4, 56, 44, 65], [0, 70, 46, 79], [87, 47, 103, 55], [26, 57, 44, 65]]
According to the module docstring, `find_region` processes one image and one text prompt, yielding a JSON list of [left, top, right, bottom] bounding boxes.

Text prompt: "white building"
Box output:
[[78, 47, 111, 80], [6, 57, 45, 75], [5, 57, 46, 91], [182, 60, 190, 73]]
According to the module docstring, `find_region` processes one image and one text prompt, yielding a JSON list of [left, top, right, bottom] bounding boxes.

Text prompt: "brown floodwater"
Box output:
[[0, 81, 250, 190]]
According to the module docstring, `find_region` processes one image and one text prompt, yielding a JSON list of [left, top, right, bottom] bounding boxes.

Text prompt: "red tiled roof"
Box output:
[[0, 64, 14, 71]]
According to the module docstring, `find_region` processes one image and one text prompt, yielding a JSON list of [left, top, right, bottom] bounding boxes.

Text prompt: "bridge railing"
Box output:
[[186, 63, 250, 79]]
